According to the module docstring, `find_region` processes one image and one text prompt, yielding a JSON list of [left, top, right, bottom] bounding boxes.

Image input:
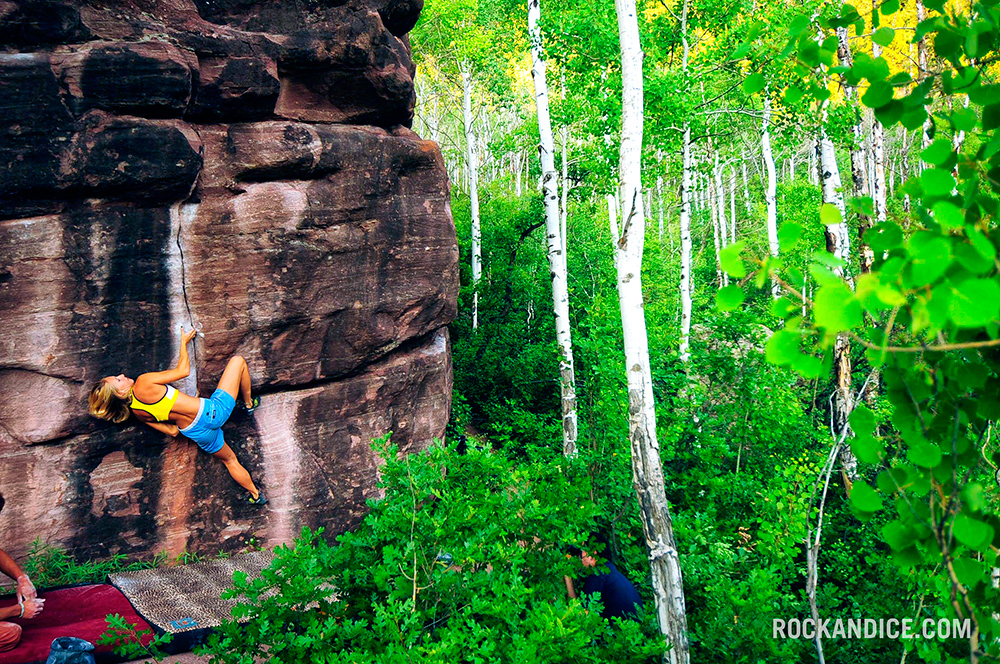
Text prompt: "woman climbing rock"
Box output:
[[88, 327, 268, 506]]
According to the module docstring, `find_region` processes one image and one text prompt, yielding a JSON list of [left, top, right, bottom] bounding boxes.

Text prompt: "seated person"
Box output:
[[0, 492, 44, 652], [564, 532, 643, 621]]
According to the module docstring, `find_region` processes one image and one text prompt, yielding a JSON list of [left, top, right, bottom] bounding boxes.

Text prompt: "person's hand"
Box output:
[[16, 575, 35, 602], [180, 326, 197, 346], [20, 597, 44, 619]]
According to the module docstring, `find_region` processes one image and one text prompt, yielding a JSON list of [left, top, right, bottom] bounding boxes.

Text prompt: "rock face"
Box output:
[[0, 0, 457, 562]]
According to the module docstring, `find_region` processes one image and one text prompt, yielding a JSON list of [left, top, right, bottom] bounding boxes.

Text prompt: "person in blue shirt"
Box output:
[[564, 532, 643, 621]]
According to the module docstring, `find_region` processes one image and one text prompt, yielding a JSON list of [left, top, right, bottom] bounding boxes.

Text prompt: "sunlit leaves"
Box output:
[[743, 72, 766, 95], [920, 169, 956, 197], [920, 139, 953, 166], [814, 282, 862, 332], [720, 241, 746, 278], [819, 204, 842, 226], [715, 285, 745, 311], [872, 27, 895, 47]]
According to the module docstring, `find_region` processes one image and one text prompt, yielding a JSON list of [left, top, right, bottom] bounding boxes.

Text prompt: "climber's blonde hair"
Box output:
[[89, 379, 130, 424]]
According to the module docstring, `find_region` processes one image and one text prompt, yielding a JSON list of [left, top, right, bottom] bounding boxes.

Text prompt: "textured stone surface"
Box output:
[[0, 0, 456, 563]]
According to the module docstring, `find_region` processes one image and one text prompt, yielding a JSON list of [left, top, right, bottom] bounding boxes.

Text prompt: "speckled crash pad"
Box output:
[[108, 551, 273, 636]]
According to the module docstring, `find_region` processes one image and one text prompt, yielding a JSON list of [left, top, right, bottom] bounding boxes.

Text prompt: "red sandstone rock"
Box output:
[[0, 0, 456, 563]]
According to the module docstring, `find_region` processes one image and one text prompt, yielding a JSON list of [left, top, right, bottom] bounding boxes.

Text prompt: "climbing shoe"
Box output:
[[245, 492, 268, 506], [240, 396, 261, 413]]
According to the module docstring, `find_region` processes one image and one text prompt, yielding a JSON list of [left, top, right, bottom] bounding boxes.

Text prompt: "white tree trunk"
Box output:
[[837, 26, 873, 274], [714, 150, 728, 250], [614, 0, 689, 660], [657, 175, 665, 244], [711, 170, 723, 288], [729, 165, 737, 244], [462, 69, 482, 331], [561, 126, 569, 257], [529, 0, 578, 456], [679, 127, 693, 364], [917, 0, 932, 156], [678, 0, 693, 364], [741, 150, 752, 215], [871, 22, 887, 228], [515, 151, 523, 196], [817, 131, 852, 274], [762, 95, 780, 297]]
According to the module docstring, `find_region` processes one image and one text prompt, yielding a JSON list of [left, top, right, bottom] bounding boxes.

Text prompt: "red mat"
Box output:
[[0, 584, 154, 664]]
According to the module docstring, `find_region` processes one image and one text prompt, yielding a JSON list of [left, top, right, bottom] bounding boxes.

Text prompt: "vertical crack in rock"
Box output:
[[169, 202, 200, 396]]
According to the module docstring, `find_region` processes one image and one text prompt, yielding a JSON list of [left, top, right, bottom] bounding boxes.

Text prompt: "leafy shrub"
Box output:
[[202, 438, 664, 664]]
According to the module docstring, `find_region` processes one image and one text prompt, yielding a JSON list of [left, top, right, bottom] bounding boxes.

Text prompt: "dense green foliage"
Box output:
[[203, 440, 664, 663]]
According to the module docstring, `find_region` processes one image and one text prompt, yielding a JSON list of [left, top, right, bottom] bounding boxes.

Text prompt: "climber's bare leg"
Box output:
[[217, 355, 253, 408], [212, 443, 260, 499]]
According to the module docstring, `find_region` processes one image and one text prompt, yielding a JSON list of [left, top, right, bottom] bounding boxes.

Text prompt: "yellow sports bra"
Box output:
[[130, 385, 179, 422]]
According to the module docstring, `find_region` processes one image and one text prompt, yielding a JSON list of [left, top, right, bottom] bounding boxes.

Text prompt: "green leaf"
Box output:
[[770, 297, 799, 318], [931, 201, 964, 230], [778, 222, 802, 247], [949, 279, 1000, 328], [906, 234, 952, 286], [879, 0, 900, 14], [952, 557, 985, 587], [792, 353, 824, 378], [983, 103, 1000, 131], [788, 15, 810, 36], [819, 203, 843, 226], [814, 282, 863, 331], [850, 482, 883, 512], [866, 221, 903, 251], [969, 84, 1000, 105], [920, 168, 956, 197], [872, 27, 895, 46], [907, 440, 942, 468], [731, 42, 752, 59], [743, 72, 766, 95], [715, 285, 745, 311], [849, 404, 877, 436], [784, 85, 804, 104], [851, 433, 885, 464], [920, 139, 953, 166], [968, 228, 996, 261], [720, 241, 747, 278], [765, 330, 799, 365], [862, 82, 894, 108], [882, 521, 913, 550], [874, 100, 903, 127], [953, 514, 995, 551]]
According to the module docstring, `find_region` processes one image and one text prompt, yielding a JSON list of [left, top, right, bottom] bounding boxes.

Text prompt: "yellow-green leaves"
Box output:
[[819, 203, 842, 226], [872, 27, 895, 46], [715, 285, 745, 312], [720, 241, 746, 278], [930, 201, 963, 230], [814, 282, 862, 332]]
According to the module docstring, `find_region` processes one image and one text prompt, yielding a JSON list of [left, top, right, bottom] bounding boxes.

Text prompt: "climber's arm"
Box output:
[[137, 327, 197, 387]]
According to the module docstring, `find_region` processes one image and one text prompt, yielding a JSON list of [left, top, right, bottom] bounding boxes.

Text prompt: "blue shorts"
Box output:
[[178, 389, 236, 454]]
